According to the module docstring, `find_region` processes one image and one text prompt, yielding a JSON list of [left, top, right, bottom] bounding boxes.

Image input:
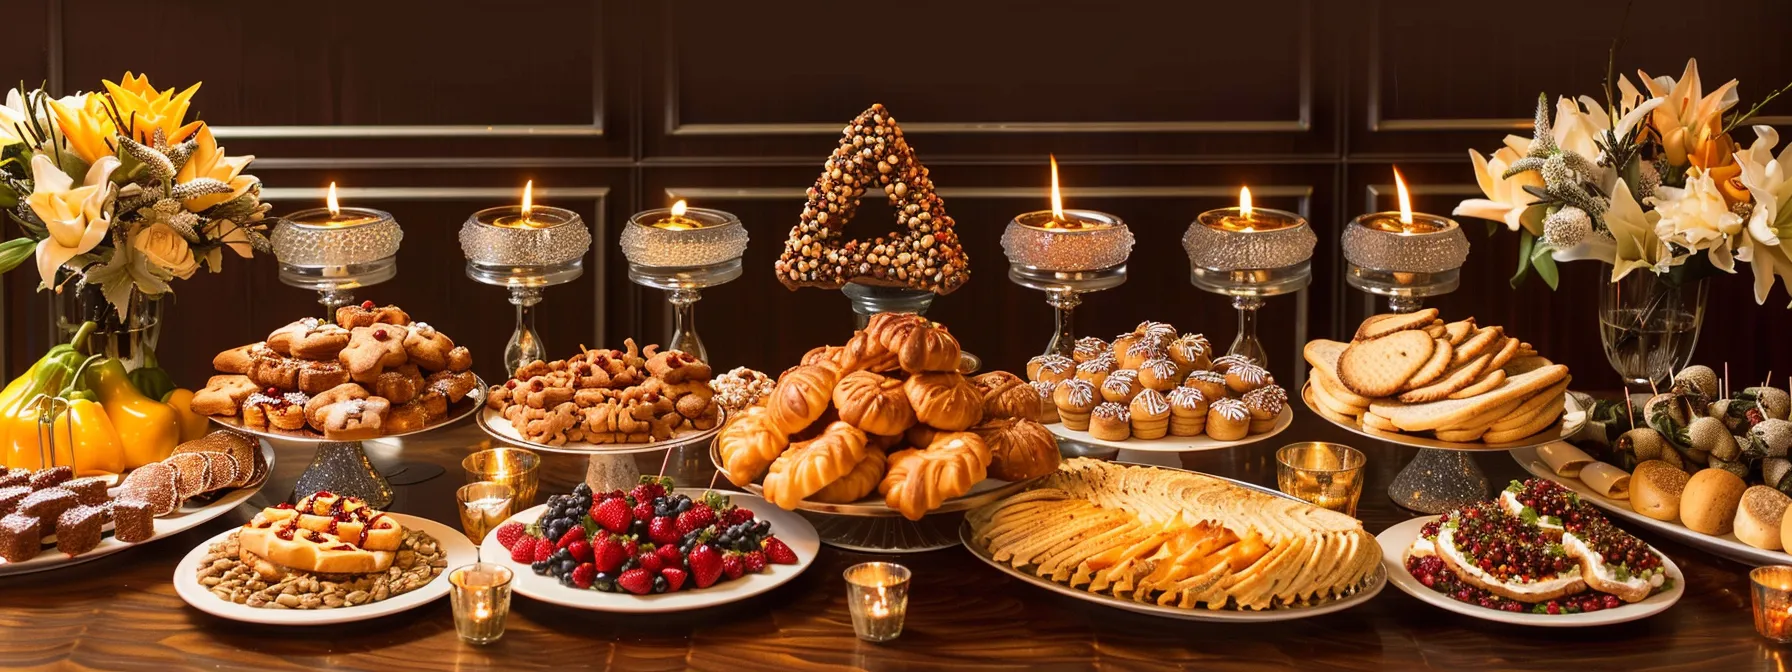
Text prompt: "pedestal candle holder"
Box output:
[[1001, 210, 1133, 359], [1340, 210, 1474, 514], [460, 205, 591, 376], [1183, 206, 1315, 369], [270, 207, 403, 315], [620, 206, 749, 364]]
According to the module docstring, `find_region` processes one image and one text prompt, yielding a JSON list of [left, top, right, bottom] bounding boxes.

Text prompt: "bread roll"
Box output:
[[1734, 485, 1791, 550], [866, 313, 961, 374], [810, 449, 886, 504], [970, 418, 1061, 482], [761, 422, 869, 510], [715, 406, 789, 487], [765, 364, 840, 436], [1630, 460, 1689, 522], [833, 371, 917, 436], [1680, 468, 1747, 535], [879, 431, 991, 520], [902, 372, 984, 431], [969, 371, 1040, 421]]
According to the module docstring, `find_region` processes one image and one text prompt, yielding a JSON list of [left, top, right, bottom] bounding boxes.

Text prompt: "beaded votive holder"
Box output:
[[460, 205, 591, 271], [1000, 210, 1133, 272], [1341, 211, 1470, 297], [620, 207, 749, 269], [1182, 207, 1316, 273]]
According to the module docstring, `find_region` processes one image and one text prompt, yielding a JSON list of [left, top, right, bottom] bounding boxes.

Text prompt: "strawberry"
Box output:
[[509, 537, 536, 563], [617, 568, 655, 595], [688, 544, 723, 588], [676, 505, 717, 536], [656, 544, 683, 568], [532, 537, 555, 563], [622, 537, 639, 557], [630, 476, 671, 504], [632, 500, 655, 523], [742, 550, 766, 574], [648, 516, 681, 545], [594, 536, 627, 573], [637, 551, 665, 574], [494, 522, 527, 550], [571, 563, 596, 589], [721, 553, 744, 580], [723, 507, 756, 526], [556, 525, 587, 550], [763, 537, 798, 565], [591, 498, 633, 534], [567, 539, 593, 563], [661, 567, 688, 592]]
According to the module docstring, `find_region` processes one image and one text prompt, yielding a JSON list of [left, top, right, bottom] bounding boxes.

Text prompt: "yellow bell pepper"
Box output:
[[162, 388, 211, 443], [0, 361, 42, 468], [87, 358, 180, 468], [3, 323, 100, 469], [49, 397, 124, 477]]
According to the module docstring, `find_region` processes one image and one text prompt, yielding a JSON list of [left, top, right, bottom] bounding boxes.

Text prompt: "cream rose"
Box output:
[[132, 223, 200, 279]]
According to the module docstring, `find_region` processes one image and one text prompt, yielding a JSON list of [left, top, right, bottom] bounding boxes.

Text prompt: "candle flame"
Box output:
[[521, 180, 533, 217], [1239, 186, 1253, 218], [1049, 155, 1064, 224], [671, 199, 688, 217], [1394, 167, 1413, 226], [326, 182, 340, 216]]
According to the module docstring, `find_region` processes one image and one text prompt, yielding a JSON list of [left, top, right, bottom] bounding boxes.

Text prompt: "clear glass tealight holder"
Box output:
[[1341, 211, 1470, 313], [844, 562, 911, 642], [457, 481, 516, 543], [463, 446, 541, 508], [449, 563, 514, 645], [1000, 209, 1133, 272], [1276, 442, 1367, 517], [1753, 566, 1792, 643]]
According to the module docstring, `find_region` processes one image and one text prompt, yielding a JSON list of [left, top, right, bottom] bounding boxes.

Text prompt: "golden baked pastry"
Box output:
[[879, 431, 991, 520], [762, 422, 869, 509], [970, 371, 1040, 421], [867, 313, 962, 374], [716, 406, 791, 488], [833, 371, 917, 437], [971, 418, 1060, 482], [765, 364, 841, 436], [236, 492, 403, 580], [902, 372, 984, 431], [811, 449, 887, 504]]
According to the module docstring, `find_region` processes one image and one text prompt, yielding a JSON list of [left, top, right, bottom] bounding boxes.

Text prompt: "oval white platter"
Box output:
[[480, 490, 818, 613], [959, 464, 1386, 622], [0, 438, 275, 577], [172, 513, 476, 625], [1044, 406, 1292, 453], [1510, 444, 1789, 566], [1377, 515, 1683, 627], [477, 406, 724, 456]]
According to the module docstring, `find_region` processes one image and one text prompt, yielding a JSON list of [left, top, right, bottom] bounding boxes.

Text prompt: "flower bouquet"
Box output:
[[0, 73, 271, 317]]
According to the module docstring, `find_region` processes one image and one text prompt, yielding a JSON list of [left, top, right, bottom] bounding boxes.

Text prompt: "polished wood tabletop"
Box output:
[[1, 409, 1786, 672]]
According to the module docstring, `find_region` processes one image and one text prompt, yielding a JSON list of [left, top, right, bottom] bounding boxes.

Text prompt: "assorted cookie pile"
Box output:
[[1305, 310, 1570, 445], [717, 312, 1060, 521], [201, 492, 445, 610], [196, 303, 479, 439], [969, 459, 1381, 611], [1030, 321, 1286, 443], [486, 340, 721, 446]]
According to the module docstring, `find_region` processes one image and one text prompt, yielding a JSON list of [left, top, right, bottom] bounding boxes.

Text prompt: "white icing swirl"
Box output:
[[1167, 386, 1206, 410], [1077, 356, 1117, 374], [1229, 364, 1271, 385], [1210, 398, 1249, 421], [1131, 389, 1169, 416], [1141, 358, 1178, 380], [1059, 379, 1096, 407], [1092, 402, 1130, 421], [1187, 370, 1226, 384]]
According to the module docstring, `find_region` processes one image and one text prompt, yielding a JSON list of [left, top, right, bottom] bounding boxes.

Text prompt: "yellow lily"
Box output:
[[103, 72, 202, 145], [1607, 177, 1677, 282], [1640, 59, 1740, 167], [26, 154, 121, 290], [175, 125, 257, 211], [48, 94, 118, 164], [1735, 125, 1792, 304], [1455, 135, 1545, 235]]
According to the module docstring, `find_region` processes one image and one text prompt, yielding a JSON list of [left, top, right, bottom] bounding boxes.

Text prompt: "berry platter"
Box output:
[[1377, 515, 1684, 627], [479, 486, 818, 613]]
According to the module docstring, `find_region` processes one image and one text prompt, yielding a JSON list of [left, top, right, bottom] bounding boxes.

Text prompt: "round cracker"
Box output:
[[1483, 401, 1567, 443], [1338, 330, 1436, 398], [1404, 338, 1454, 389], [1448, 368, 1507, 400], [1397, 352, 1492, 404], [1303, 383, 1362, 425], [1361, 411, 1399, 431], [1434, 427, 1487, 442], [1452, 326, 1505, 367], [1354, 309, 1440, 341]]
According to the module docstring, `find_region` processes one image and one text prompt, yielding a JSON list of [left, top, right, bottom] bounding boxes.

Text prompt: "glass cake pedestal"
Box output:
[[467, 260, 585, 378], [1189, 262, 1311, 369]]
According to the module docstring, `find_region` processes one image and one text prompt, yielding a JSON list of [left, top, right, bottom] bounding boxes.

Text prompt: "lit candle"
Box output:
[[1754, 566, 1792, 643], [1205, 187, 1299, 232], [490, 181, 558, 229], [651, 199, 706, 230], [291, 183, 381, 227], [449, 563, 513, 645], [1026, 155, 1113, 231], [844, 562, 911, 643], [1361, 168, 1448, 235]]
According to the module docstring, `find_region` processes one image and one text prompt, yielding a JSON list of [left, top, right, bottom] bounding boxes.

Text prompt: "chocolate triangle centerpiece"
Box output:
[[776, 103, 969, 295]]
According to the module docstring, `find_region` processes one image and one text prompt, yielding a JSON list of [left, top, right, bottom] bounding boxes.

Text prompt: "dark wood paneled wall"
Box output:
[[6, 0, 1791, 392]]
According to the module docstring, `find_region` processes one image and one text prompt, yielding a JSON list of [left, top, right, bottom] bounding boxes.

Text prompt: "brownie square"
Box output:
[[61, 478, 109, 507], [17, 488, 77, 532], [0, 513, 41, 563], [54, 505, 105, 557], [29, 466, 72, 490], [0, 468, 29, 489], [0, 486, 31, 517], [109, 500, 154, 543]]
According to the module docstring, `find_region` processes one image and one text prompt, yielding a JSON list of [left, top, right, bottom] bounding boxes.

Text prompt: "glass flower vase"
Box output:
[[52, 280, 164, 371], [1596, 262, 1709, 393]]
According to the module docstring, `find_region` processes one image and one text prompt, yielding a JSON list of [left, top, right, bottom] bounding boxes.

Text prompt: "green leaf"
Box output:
[[0, 237, 31, 273], [1532, 244, 1560, 290], [0, 180, 16, 209], [1510, 230, 1536, 289]]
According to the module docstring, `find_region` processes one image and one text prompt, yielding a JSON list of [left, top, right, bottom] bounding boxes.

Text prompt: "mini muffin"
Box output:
[[1090, 402, 1132, 442], [1209, 354, 1256, 375], [1129, 389, 1170, 440], [1242, 384, 1287, 434], [1184, 370, 1229, 401], [1110, 333, 1141, 362], [1027, 355, 1076, 385], [1100, 369, 1144, 404], [1226, 364, 1274, 395], [1075, 355, 1118, 388], [1137, 358, 1181, 392], [1134, 321, 1178, 346], [1206, 398, 1250, 441], [1030, 380, 1061, 424], [1168, 334, 1212, 374], [1167, 387, 1208, 437], [1072, 337, 1110, 364], [1054, 379, 1099, 431], [1118, 339, 1165, 371]]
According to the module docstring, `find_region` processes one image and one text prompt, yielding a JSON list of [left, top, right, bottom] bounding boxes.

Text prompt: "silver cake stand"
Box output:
[[477, 407, 725, 493], [210, 380, 485, 509]]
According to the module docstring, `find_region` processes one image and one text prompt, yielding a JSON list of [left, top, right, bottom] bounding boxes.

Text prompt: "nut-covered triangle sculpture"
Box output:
[[775, 103, 970, 295]]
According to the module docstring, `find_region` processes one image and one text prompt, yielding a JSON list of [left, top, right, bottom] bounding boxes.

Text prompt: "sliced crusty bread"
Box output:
[[1429, 528, 1587, 603], [1405, 338, 1455, 390], [1339, 330, 1436, 398], [1396, 352, 1492, 403], [1304, 341, 1371, 407], [1368, 365, 1569, 432]]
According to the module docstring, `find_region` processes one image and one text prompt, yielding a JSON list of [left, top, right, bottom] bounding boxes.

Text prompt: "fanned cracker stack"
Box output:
[[1305, 311, 1570, 445], [967, 459, 1381, 611]]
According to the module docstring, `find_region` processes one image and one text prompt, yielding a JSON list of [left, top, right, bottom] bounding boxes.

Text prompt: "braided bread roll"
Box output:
[[765, 364, 840, 435], [879, 431, 991, 520], [762, 422, 868, 509], [970, 417, 1061, 482], [840, 331, 898, 373], [866, 312, 961, 373], [969, 370, 1040, 421], [810, 449, 887, 504], [902, 372, 984, 431], [715, 406, 790, 487], [833, 371, 917, 436]]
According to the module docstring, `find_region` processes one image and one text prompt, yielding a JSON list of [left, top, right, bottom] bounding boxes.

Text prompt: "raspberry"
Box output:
[[723, 508, 756, 526], [494, 522, 527, 550], [721, 553, 744, 580], [572, 563, 596, 589]]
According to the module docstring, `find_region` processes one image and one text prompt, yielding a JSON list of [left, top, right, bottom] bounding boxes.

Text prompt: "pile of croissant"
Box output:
[[718, 312, 1061, 520]]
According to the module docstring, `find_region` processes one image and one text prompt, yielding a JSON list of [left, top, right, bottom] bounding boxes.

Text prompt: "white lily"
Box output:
[[1735, 125, 1792, 304], [1455, 135, 1545, 234], [26, 153, 121, 290], [1606, 177, 1679, 281], [1, 89, 86, 147], [1650, 167, 1744, 271], [1640, 59, 1740, 167]]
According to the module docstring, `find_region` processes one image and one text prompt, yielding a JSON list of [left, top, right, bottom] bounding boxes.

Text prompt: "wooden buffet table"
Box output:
[[0, 410, 1782, 671]]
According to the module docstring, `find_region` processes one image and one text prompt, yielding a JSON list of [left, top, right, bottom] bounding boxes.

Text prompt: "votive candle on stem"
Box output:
[[843, 562, 911, 642]]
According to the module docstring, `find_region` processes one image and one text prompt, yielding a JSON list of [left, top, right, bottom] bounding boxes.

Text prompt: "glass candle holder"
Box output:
[[449, 563, 514, 645], [1000, 209, 1133, 272], [1753, 566, 1792, 643], [1275, 442, 1367, 517], [270, 207, 404, 312], [463, 447, 541, 508], [843, 562, 911, 642], [1341, 211, 1470, 313], [460, 205, 591, 270], [620, 207, 749, 269], [1183, 206, 1315, 367], [457, 481, 516, 543]]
